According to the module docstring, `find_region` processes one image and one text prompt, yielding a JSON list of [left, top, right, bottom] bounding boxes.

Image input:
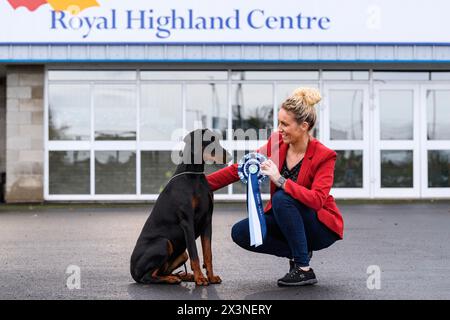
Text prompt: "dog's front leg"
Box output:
[[179, 211, 208, 286], [201, 216, 221, 284]]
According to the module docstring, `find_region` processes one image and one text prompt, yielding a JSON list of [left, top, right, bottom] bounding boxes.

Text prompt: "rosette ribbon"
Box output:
[[238, 153, 268, 247]]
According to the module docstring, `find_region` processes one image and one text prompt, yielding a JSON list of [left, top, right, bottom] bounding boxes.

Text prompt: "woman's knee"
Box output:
[[231, 219, 249, 246], [271, 190, 294, 211]]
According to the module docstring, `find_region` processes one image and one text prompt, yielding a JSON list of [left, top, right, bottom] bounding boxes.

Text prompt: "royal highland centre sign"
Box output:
[[0, 0, 448, 44]]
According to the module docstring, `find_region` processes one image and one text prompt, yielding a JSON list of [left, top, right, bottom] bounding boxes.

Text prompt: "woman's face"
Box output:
[[277, 108, 309, 145]]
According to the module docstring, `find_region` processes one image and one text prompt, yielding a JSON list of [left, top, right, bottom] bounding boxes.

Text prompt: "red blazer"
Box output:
[[206, 132, 344, 239]]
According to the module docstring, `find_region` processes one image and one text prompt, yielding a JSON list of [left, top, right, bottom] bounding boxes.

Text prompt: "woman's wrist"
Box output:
[[274, 175, 286, 188], [271, 173, 281, 185], [279, 177, 287, 189]]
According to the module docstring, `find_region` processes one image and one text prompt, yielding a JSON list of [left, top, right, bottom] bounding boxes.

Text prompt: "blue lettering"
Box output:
[[305, 16, 316, 29], [50, 9, 116, 39], [82, 17, 95, 38], [51, 10, 67, 29], [156, 16, 171, 39], [247, 9, 264, 29], [265, 16, 278, 29], [318, 17, 331, 29], [68, 16, 82, 30], [172, 9, 185, 29], [111, 9, 117, 29], [226, 10, 240, 29], [127, 10, 146, 29]]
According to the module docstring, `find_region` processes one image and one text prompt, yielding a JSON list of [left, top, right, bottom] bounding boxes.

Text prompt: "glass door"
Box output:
[[373, 84, 420, 198], [420, 85, 450, 198], [323, 84, 370, 198]]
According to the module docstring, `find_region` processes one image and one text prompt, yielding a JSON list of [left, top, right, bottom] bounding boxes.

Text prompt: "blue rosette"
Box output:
[[238, 152, 268, 185], [238, 152, 268, 247]]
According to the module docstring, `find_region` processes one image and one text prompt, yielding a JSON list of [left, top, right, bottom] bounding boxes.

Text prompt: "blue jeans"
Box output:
[[231, 190, 339, 267]]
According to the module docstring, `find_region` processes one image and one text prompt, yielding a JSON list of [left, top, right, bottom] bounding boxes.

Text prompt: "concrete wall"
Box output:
[[5, 66, 44, 203], [0, 78, 5, 174], [0, 77, 6, 202]]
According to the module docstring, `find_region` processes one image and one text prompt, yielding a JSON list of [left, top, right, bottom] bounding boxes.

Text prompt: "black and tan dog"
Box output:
[[130, 129, 231, 286]]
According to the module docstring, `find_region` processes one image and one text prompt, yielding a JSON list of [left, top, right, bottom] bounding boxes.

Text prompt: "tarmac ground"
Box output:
[[0, 202, 449, 300]]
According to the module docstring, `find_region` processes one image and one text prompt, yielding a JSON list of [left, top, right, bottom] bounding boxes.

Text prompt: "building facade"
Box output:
[[0, 1, 449, 202]]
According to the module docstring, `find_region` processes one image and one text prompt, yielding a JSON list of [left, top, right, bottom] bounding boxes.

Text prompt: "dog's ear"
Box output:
[[182, 129, 204, 164]]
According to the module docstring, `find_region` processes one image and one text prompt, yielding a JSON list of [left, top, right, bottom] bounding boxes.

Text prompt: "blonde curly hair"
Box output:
[[281, 87, 321, 131]]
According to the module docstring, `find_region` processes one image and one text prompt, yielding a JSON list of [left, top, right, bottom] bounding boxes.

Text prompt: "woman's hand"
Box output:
[[260, 159, 281, 185]]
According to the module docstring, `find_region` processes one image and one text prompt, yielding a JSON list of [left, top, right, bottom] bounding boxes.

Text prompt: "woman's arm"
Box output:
[[206, 163, 239, 192], [283, 151, 336, 211]]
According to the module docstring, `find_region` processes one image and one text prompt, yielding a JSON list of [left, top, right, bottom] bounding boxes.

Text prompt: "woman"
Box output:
[[206, 87, 344, 286]]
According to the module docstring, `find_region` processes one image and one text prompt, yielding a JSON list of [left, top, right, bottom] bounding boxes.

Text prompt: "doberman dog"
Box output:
[[130, 129, 231, 286]]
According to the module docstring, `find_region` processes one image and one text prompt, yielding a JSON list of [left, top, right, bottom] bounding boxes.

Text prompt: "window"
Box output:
[[94, 85, 136, 141], [95, 151, 136, 194], [381, 150, 413, 188], [329, 90, 364, 140], [231, 84, 273, 140], [380, 90, 413, 140], [46, 69, 450, 200], [140, 84, 182, 141], [428, 150, 450, 188], [185, 84, 228, 137], [48, 85, 90, 141], [49, 151, 90, 194], [427, 90, 450, 140], [333, 150, 363, 188]]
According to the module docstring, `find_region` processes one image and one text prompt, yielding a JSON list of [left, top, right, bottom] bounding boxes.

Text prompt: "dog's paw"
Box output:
[[194, 274, 209, 286], [165, 275, 182, 284], [208, 275, 222, 284], [177, 272, 195, 282]]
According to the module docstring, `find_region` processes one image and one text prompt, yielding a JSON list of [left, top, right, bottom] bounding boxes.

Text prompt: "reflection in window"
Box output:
[[141, 151, 228, 195], [49, 151, 90, 194], [231, 84, 273, 140], [276, 84, 320, 138], [333, 150, 363, 188], [141, 84, 182, 141], [232, 150, 270, 194], [141, 151, 178, 194], [428, 150, 450, 187], [95, 151, 136, 194], [381, 150, 413, 188], [186, 84, 228, 139], [427, 90, 450, 140], [48, 85, 90, 141], [277, 84, 302, 104], [94, 85, 136, 140], [380, 90, 413, 140], [330, 90, 363, 140]]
